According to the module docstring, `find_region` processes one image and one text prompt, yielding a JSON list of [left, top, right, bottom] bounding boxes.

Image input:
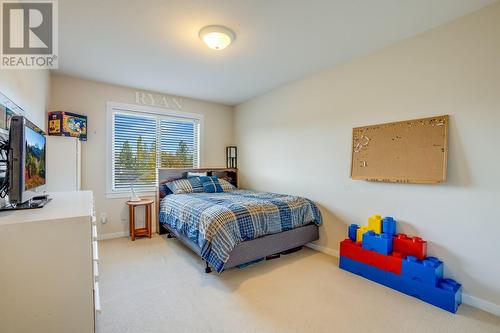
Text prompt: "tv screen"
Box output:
[[8, 115, 47, 205], [24, 125, 46, 190]]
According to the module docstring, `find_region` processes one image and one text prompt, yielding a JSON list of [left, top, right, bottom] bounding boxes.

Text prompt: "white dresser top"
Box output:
[[0, 191, 93, 226]]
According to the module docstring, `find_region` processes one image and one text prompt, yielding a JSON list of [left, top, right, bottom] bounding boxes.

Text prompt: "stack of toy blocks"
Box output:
[[340, 215, 462, 313]]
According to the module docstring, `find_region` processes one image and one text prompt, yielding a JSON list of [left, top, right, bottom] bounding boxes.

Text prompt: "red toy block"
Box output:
[[340, 239, 403, 275], [393, 234, 427, 260]]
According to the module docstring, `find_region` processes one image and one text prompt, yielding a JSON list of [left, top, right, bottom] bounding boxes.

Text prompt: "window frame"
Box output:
[[106, 101, 204, 198]]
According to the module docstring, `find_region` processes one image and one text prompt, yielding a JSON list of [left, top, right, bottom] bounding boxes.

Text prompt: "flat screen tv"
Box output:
[[8, 116, 46, 204]]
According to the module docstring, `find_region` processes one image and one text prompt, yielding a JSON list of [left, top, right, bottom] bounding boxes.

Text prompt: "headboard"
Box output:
[[157, 168, 238, 199]]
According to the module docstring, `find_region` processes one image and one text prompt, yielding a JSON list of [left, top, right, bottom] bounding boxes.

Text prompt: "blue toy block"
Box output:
[[382, 217, 397, 235], [339, 256, 461, 313], [362, 231, 393, 255], [339, 256, 387, 285], [386, 272, 462, 313], [348, 224, 359, 242], [402, 256, 443, 286], [436, 279, 462, 312]]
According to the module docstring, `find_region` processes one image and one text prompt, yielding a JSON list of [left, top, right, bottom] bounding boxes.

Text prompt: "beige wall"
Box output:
[[0, 70, 50, 130], [50, 74, 233, 237], [235, 3, 500, 311]]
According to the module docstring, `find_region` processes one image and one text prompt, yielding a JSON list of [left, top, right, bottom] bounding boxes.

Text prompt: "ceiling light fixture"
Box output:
[[199, 25, 235, 50]]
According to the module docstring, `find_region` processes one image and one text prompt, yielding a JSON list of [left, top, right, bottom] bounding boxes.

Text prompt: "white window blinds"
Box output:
[[160, 119, 199, 168], [112, 111, 200, 191]]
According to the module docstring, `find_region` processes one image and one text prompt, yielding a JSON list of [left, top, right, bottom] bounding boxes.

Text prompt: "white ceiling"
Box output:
[[56, 0, 495, 105]]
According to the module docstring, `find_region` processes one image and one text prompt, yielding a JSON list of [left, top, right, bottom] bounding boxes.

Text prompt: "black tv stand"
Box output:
[[0, 196, 52, 211], [31, 194, 50, 201]]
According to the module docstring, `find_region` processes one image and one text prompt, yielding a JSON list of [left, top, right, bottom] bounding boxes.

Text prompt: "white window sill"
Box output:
[[105, 190, 157, 199]]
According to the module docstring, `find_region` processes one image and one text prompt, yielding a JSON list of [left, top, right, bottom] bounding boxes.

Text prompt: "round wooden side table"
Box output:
[[126, 199, 154, 241]]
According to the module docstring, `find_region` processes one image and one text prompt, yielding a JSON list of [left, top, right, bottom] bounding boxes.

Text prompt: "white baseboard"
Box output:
[[462, 294, 500, 317], [306, 242, 339, 257], [98, 231, 128, 240], [306, 242, 500, 317]]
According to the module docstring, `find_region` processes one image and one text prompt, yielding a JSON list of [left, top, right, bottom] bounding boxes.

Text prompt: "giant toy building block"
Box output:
[[393, 234, 427, 260], [368, 215, 382, 234], [362, 231, 393, 255], [402, 256, 443, 286], [356, 226, 369, 242], [340, 239, 402, 274], [382, 217, 397, 235], [339, 256, 462, 313], [339, 215, 462, 313], [348, 224, 359, 242]]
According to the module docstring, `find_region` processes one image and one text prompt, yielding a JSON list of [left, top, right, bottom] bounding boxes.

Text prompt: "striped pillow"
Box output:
[[166, 177, 204, 194], [218, 178, 236, 192], [199, 176, 223, 193]]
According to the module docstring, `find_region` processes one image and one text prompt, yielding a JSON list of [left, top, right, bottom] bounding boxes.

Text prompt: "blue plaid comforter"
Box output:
[[159, 190, 322, 272]]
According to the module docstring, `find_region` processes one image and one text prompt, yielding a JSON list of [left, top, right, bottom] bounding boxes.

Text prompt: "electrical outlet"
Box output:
[[100, 212, 107, 224]]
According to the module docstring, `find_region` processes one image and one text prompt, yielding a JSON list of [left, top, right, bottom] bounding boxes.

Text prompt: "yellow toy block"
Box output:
[[356, 226, 369, 242], [368, 215, 383, 234]]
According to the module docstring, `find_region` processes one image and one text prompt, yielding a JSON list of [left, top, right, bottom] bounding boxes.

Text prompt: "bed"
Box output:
[[157, 168, 322, 273]]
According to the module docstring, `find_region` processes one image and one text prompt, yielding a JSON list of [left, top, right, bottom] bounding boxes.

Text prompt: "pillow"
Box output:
[[218, 178, 236, 192], [166, 177, 204, 194], [199, 176, 223, 193], [187, 171, 208, 177], [159, 183, 172, 197]]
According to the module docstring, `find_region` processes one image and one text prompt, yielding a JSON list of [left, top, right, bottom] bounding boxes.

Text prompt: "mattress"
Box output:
[[159, 189, 322, 272]]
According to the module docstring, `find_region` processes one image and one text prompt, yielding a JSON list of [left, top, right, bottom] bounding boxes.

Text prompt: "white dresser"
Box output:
[[0, 191, 99, 333]]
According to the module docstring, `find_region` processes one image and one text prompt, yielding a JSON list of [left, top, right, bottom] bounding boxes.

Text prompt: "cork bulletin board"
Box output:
[[350, 115, 449, 184]]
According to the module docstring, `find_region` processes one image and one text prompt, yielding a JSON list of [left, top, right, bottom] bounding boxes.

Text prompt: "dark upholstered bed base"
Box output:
[[159, 223, 319, 271]]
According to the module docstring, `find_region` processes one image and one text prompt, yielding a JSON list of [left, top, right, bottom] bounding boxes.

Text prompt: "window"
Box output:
[[107, 102, 202, 196]]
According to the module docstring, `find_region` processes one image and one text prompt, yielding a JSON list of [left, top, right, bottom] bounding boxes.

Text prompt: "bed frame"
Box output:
[[156, 168, 319, 273]]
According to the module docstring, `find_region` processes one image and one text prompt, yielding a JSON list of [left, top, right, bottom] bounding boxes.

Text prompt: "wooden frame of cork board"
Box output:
[[350, 115, 449, 184]]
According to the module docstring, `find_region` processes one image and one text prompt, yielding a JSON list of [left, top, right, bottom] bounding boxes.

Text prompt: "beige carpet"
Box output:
[[97, 235, 500, 333]]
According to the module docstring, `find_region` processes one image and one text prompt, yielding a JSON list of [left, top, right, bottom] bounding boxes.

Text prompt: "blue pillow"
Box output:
[[186, 176, 204, 192], [159, 183, 172, 197], [166, 177, 204, 194], [199, 176, 223, 193]]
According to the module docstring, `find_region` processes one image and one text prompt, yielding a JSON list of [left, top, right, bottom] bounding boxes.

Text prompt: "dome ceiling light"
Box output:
[[199, 25, 235, 50]]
